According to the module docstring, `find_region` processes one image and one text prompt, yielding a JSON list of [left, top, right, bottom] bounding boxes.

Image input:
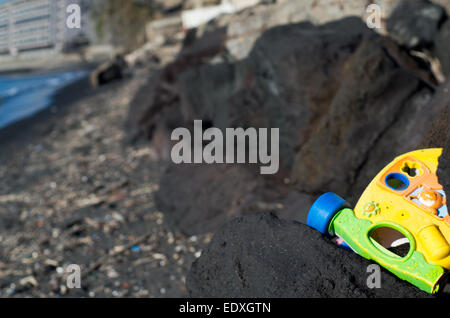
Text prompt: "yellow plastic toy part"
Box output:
[[354, 148, 450, 269]]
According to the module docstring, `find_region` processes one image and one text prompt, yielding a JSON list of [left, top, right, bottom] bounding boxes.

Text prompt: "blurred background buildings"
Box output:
[[0, 0, 91, 57]]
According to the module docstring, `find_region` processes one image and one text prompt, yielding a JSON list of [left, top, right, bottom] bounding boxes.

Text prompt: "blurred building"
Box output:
[[0, 0, 90, 56]]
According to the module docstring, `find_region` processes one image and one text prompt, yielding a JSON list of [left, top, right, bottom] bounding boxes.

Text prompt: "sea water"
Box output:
[[0, 70, 87, 130]]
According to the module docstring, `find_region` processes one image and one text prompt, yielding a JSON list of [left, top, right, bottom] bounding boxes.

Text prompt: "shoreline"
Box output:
[[0, 47, 113, 76], [0, 65, 96, 158], [0, 60, 100, 77]]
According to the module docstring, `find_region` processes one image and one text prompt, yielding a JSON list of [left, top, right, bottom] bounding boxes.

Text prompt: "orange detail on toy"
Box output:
[[409, 187, 446, 217], [445, 215, 450, 226], [418, 189, 444, 209]]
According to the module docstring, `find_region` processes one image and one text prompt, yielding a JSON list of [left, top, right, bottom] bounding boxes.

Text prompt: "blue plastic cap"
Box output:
[[306, 192, 349, 235]]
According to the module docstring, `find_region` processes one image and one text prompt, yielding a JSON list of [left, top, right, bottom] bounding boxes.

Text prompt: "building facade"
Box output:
[[0, 0, 89, 56]]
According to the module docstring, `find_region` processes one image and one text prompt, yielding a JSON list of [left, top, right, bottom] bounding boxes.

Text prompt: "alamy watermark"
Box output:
[[171, 120, 279, 175], [366, 264, 381, 289], [66, 4, 81, 29], [65, 264, 81, 289], [366, 4, 382, 29]]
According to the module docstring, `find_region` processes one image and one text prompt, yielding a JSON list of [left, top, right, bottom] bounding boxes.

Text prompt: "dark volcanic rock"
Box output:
[[151, 17, 441, 235], [347, 87, 437, 203], [187, 212, 434, 297], [291, 37, 432, 197], [155, 164, 275, 235], [90, 55, 127, 87], [156, 163, 314, 235], [136, 27, 227, 141], [440, 139, 450, 194], [155, 164, 261, 236], [180, 18, 377, 170], [437, 119, 449, 194], [386, 0, 447, 49], [179, 18, 437, 199], [434, 19, 450, 76], [422, 81, 450, 193]]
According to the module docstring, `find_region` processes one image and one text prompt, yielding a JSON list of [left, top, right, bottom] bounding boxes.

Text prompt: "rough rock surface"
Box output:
[[132, 27, 227, 145], [181, 19, 378, 170], [156, 164, 271, 236], [90, 55, 128, 88], [181, 17, 438, 184], [434, 19, 450, 76], [290, 37, 434, 197], [152, 17, 441, 236], [187, 212, 441, 298], [422, 81, 450, 193], [191, 0, 450, 61], [155, 163, 315, 235], [130, 0, 450, 241], [386, 0, 447, 49]]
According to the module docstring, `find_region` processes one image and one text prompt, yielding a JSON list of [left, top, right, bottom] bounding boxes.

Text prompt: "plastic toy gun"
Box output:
[[307, 149, 449, 294]]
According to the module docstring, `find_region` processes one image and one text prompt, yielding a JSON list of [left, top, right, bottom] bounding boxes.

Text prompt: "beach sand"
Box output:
[[0, 64, 211, 297]]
